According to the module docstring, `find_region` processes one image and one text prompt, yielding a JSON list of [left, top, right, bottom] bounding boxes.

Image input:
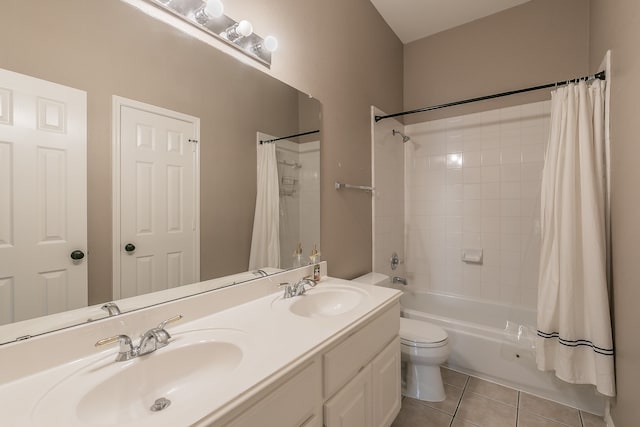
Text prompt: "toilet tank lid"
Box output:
[[400, 317, 448, 343], [351, 272, 390, 285]]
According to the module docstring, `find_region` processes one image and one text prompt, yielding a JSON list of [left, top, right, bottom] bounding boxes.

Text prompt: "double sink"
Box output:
[[29, 281, 371, 426]]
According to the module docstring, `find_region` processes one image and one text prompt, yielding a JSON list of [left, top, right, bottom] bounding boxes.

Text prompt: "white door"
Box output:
[[0, 68, 87, 325], [113, 97, 199, 299]]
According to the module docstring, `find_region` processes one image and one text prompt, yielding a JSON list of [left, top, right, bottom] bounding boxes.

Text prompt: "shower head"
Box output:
[[392, 129, 410, 143]]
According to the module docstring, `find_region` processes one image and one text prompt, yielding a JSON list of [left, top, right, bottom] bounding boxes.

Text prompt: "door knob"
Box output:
[[70, 250, 85, 260], [124, 243, 136, 253]]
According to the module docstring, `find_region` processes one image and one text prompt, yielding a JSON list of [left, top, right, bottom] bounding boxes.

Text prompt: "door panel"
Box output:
[[118, 102, 198, 299], [0, 68, 87, 324]]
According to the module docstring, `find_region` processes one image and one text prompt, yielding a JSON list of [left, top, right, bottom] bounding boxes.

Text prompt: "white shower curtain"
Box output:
[[536, 79, 615, 396], [248, 142, 280, 270]]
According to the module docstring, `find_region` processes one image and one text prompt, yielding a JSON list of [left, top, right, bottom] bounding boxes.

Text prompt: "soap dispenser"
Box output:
[[309, 244, 321, 264], [292, 243, 303, 267]]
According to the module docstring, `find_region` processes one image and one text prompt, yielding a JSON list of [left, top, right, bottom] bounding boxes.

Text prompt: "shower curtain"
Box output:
[[536, 79, 615, 396], [248, 142, 280, 270]]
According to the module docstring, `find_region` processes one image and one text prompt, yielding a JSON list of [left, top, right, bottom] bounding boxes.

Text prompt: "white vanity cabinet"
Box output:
[[323, 304, 401, 427], [216, 303, 401, 427], [222, 358, 323, 427]]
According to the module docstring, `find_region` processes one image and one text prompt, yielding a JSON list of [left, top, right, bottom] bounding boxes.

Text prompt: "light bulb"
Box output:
[[205, 0, 224, 18], [263, 35, 278, 52], [236, 20, 253, 37]]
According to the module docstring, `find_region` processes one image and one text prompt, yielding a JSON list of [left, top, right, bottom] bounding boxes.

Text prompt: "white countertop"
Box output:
[[0, 271, 400, 427]]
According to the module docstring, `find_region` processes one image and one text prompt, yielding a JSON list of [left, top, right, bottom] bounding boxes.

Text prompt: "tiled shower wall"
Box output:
[[404, 101, 550, 309], [276, 140, 320, 268]]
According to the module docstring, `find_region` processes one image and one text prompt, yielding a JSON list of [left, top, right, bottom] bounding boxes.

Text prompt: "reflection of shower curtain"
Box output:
[[536, 80, 615, 396], [249, 142, 280, 269]]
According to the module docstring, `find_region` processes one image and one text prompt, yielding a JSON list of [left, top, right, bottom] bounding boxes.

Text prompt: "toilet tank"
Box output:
[[352, 272, 390, 286]]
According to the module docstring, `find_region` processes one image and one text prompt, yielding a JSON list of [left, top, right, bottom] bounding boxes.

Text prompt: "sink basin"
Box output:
[[274, 285, 368, 318], [31, 329, 246, 427]]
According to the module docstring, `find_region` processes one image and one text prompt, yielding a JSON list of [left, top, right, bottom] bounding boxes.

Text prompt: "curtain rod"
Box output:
[[374, 71, 606, 123], [259, 129, 320, 144]]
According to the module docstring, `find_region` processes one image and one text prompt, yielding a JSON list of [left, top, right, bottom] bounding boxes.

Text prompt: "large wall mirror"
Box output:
[[0, 0, 321, 344]]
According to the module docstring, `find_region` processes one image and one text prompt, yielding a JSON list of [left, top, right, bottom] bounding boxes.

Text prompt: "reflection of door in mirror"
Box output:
[[0, 68, 87, 325], [275, 138, 321, 269], [113, 97, 200, 299]]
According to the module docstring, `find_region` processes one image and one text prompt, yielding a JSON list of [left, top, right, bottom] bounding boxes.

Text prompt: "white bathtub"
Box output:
[[400, 291, 605, 415]]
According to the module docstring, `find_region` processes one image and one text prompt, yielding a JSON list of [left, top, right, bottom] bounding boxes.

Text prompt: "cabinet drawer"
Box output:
[[323, 303, 399, 398], [226, 359, 322, 427]]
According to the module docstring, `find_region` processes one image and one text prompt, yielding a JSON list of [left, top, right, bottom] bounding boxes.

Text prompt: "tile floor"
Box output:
[[391, 367, 606, 427]]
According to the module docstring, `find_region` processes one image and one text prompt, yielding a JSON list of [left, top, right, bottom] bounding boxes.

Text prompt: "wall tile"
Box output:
[[501, 146, 523, 164], [402, 101, 548, 307], [501, 164, 521, 182], [463, 167, 482, 184], [463, 151, 482, 167], [482, 165, 501, 182], [482, 149, 501, 165]]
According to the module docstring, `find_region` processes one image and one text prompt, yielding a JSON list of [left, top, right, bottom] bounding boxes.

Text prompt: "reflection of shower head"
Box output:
[[392, 129, 410, 143]]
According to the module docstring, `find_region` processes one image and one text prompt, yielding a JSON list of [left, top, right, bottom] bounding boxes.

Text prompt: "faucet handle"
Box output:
[[278, 282, 294, 298], [95, 334, 132, 348], [95, 334, 136, 361], [157, 314, 183, 330]]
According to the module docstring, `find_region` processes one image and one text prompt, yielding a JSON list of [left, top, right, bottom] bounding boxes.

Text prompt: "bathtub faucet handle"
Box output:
[[390, 252, 401, 270]]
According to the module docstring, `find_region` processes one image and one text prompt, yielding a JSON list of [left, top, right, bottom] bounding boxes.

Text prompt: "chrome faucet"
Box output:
[[392, 276, 408, 286], [293, 277, 317, 296], [95, 314, 183, 362], [101, 302, 121, 316], [280, 277, 318, 298]]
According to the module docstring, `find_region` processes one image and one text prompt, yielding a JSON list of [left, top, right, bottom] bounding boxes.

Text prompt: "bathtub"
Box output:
[[400, 291, 605, 415]]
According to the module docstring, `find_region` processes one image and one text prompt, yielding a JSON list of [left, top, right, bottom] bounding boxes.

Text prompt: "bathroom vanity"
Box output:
[[0, 263, 401, 427]]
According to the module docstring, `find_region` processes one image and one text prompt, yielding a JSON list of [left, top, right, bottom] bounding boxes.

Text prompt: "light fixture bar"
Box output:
[[147, 0, 276, 67]]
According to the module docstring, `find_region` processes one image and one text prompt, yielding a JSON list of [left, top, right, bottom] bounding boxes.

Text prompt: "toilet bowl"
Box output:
[[400, 317, 450, 402], [352, 272, 451, 402]]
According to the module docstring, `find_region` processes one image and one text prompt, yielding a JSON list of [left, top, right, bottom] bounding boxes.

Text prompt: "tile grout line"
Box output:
[[448, 375, 470, 427], [579, 410, 584, 427], [515, 391, 520, 427]]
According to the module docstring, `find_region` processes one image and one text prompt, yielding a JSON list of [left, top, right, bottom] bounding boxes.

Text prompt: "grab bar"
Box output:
[[335, 181, 375, 193]]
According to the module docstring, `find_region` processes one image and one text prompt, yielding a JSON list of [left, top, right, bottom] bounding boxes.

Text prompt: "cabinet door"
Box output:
[[226, 360, 322, 427], [372, 337, 401, 427], [324, 365, 373, 427]]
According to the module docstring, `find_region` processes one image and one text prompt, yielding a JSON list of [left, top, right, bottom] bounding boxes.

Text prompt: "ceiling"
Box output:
[[370, 0, 532, 44]]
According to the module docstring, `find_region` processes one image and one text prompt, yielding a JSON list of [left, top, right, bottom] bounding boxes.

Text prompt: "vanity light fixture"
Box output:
[[194, 0, 224, 24], [221, 19, 253, 42], [252, 35, 279, 53], [148, 0, 277, 67]]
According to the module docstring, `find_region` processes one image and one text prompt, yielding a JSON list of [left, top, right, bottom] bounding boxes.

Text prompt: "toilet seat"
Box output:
[[400, 318, 448, 348]]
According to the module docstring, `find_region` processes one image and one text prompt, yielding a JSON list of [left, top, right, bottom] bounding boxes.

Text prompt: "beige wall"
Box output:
[[403, 0, 589, 124], [590, 0, 640, 424]]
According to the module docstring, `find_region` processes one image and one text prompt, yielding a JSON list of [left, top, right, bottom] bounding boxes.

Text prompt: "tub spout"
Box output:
[[392, 276, 407, 286]]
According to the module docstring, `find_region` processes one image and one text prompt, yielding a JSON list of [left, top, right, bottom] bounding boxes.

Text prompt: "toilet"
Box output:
[[352, 273, 451, 402], [400, 317, 450, 401]]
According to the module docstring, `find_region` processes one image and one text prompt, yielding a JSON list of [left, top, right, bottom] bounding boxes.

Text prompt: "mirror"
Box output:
[[0, 0, 321, 344]]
